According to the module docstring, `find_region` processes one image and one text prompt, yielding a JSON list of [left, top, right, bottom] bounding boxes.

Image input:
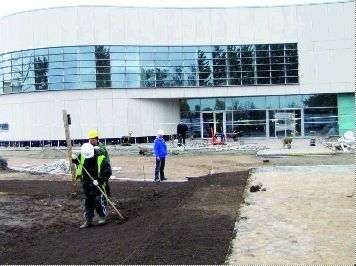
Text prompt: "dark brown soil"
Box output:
[[0, 171, 248, 264]]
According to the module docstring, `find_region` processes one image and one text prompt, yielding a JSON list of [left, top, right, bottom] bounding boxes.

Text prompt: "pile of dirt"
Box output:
[[0, 171, 248, 264]]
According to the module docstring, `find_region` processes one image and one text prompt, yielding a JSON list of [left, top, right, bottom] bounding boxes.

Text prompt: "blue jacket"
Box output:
[[153, 137, 167, 158]]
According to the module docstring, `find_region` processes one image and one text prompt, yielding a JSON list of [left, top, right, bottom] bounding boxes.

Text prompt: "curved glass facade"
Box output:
[[0, 43, 298, 94]]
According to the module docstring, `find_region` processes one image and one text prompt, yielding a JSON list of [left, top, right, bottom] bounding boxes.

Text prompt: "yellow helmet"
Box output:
[[88, 129, 99, 139]]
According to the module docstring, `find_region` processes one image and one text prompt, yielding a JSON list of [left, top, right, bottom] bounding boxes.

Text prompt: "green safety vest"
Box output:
[[76, 154, 106, 189]]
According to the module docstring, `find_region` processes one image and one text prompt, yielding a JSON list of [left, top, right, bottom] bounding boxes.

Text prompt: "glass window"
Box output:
[[78, 46, 95, 53]]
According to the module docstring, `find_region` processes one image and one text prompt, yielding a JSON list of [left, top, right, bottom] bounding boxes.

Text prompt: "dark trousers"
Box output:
[[177, 134, 186, 145], [155, 157, 165, 180], [84, 190, 108, 221]]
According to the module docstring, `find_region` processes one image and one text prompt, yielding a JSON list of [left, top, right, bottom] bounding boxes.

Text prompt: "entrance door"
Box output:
[[269, 109, 301, 137], [201, 112, 225, 138]]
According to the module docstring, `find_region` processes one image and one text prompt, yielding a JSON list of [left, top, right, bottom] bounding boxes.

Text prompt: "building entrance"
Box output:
[[201, 112, 225, 138], [269, 109, 302, 137]]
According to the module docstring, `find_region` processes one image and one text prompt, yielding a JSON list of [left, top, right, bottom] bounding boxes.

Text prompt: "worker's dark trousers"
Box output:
[[84, 192, 108, 221], [177, 134, 186, 146], [154, 157, 165, 181]]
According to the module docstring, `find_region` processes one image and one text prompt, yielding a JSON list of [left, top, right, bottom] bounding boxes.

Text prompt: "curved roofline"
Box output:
[[0, 0, 352, 19]]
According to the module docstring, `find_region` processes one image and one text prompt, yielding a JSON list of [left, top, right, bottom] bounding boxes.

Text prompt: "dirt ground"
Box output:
[[0, 147, 354, 264]]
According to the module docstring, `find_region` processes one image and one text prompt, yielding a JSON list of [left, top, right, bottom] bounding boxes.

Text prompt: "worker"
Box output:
[[177, 121, 188, 147], [88, 129, 111, 199], [153, 129, 167, 182], [72, 143, 112, 229]]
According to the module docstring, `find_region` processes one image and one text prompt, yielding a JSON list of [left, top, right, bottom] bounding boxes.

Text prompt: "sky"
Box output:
[[0, 0, 348, 18]]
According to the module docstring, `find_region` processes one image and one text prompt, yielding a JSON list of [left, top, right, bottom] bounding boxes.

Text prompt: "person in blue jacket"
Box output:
[[153, 129, 167, 182]]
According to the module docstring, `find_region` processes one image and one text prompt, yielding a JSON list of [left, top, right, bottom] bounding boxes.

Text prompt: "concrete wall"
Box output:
[[0, 90, 180, 140]]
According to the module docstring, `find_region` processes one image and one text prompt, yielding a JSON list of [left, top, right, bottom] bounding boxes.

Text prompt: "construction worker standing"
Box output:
[[72, 143, 112, 229], [88, 129, 111, 198], [153, 129, 167, 182]]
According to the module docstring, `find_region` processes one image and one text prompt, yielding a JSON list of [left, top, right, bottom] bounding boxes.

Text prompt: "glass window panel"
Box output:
[[126, 46, 139, 53], [79, 67, 95, 75], [64, 53, 78, 61], [140, 53, 155, 60], [286, 77, 298, 83], [257, 77, 270, 84], [64, 82, 79, 89], [184, 60, 197, 66], [112, 81, 126, 87], [154, 60, 169, 67], [140, 46, 155, 53], [111, 60, 125, 67], [271, 77, 285, 84], [285, 56, 298, 64], [48, 54, 63, 61], [79, 60, 96, 68], [271, 50, 284, 57], [270, 44, 284, 50], [169, 46, 182, 52], [49, 61, 63, 69], [112, 73, 125, 81], [78, 46, 95, 53], [80, 81, 96, 88], [35, 48, 48, 56], [78, 53, 95, 61], [109, 46, 126, 53], [111, 66, 125, 73], [126, 66, 140, 73], [80, 74, 96, 82], [48, 68, 63, 76], [155, 53, 169, 60], [63, 47, 77, 53], [302, 94, 337, 107], [255, 44, 269, 51], [140, 60, 155, 67], [49, 83, 64, 90], [169, 53, 183, 60], [64, 68, 78, 75], [170, 59, 184, 67], [63, 61, 78, 68], [271, 63, 284, 70], [49, 75, 63, 83], [64, 75, 79, 82], [154, 46, 168, 52], [110, 53, 125, 60], [285, 43, 297, 50], [183, 52, 198, 60], [126, 60, 139, 67]]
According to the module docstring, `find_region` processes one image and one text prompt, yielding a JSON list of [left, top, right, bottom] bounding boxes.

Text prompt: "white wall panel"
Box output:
[[296, 6, 314, 42], [283, 7, 298, 42], [61, 8, 79, 46], [109, 9, 126, 44], [327, 4, 345, 41], [253, 8, 270, 43], [210, 9, 226, 44], [139, 8, 155, 45], [77, 7, 95, 45], [94, 7, 110, 45], [46, 9, 64, 47], [181, 9, 197, 44], [124, 8, 140, 44], [196, 9, 211, 44], [268, 7, 284, 42], [166, 9, 182, 45], [153, 9, 168, 45], [343, 3, 354, 40], [225, 9, 240, 44], [32, 9, 48, 49], [310, 5, 329, 41], [238, 8, 255, 43], [314, 51, 331, 83], [329, 49, 354, 83]]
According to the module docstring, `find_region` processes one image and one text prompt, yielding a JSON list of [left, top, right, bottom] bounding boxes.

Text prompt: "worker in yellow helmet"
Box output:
[[88, 129, 111, 201]]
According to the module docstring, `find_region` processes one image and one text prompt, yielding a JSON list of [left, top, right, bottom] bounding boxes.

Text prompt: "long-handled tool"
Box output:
[[77, 159, 127, 223]]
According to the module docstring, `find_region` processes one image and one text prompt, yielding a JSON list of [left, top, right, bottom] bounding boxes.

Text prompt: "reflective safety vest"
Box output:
[[76, 154, 105, 182]]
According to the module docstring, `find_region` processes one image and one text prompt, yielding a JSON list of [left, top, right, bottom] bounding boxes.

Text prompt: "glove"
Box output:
[[94, 146, 100, 150], [71, 153, 77, 160], [93, 180, 99, 186]]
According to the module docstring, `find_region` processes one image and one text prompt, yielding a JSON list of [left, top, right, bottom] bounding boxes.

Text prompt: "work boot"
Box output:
[[97, 217, 106, 226], [79, 220, 92, 229]]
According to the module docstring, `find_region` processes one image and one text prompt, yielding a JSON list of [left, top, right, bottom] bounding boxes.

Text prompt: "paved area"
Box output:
[[226, 163, 354, 264]]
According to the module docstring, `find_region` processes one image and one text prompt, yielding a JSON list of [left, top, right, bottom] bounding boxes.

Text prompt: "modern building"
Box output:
[[0, 1, 354, 146]]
